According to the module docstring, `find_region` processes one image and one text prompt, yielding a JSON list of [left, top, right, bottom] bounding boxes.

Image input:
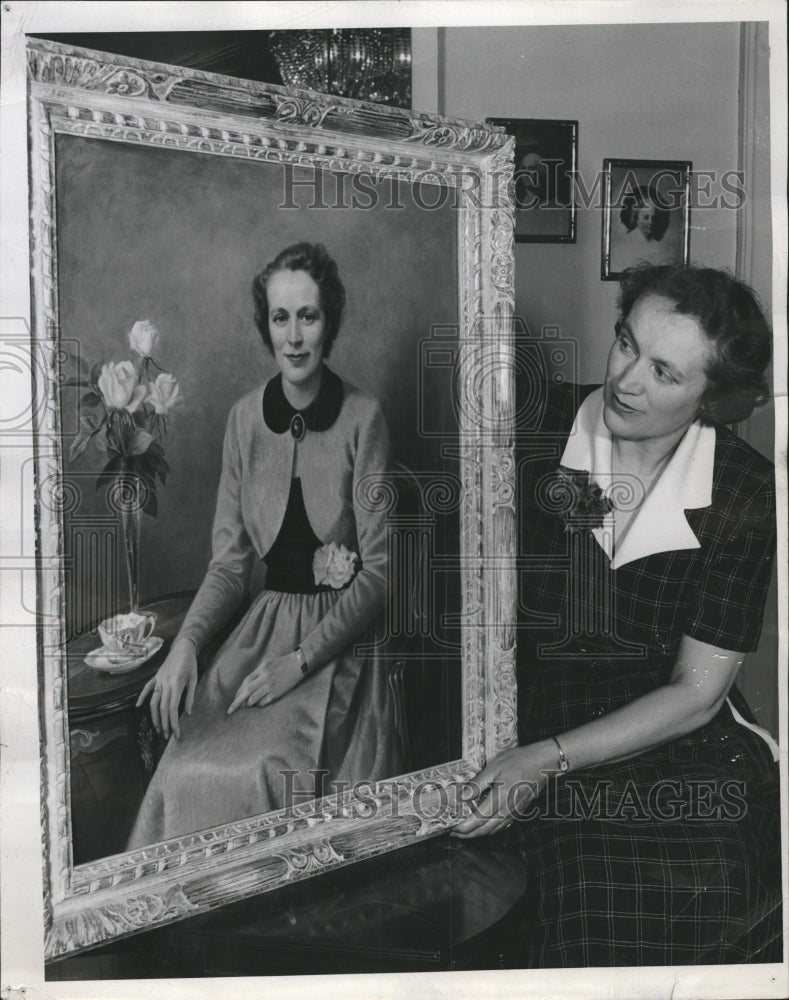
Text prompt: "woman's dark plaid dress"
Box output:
[[514, 380, 782, 967]]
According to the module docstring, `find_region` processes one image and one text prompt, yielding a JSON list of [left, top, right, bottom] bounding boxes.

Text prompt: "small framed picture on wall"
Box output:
[[487, 117, 578, 243], [601, 158, 691, 280]]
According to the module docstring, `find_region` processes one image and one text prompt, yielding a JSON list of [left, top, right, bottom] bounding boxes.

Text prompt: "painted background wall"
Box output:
[[56, 136, 459, 632], [413, 21, 779, 736]]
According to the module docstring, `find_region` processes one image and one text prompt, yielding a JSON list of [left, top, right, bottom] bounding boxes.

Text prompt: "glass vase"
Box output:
[[119, 482, 142, 613]]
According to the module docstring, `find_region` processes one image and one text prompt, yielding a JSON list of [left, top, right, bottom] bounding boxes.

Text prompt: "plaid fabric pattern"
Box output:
[[518, 773, 782, 967], [512, 380, 782, 966]]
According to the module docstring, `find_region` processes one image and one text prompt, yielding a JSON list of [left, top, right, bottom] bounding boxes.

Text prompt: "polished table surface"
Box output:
[[67, 594, 193, 720], [47, 831, 528, 978]]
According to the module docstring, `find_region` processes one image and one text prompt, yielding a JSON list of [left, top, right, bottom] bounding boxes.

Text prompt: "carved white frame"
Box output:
[[27, 38, 517, 960]]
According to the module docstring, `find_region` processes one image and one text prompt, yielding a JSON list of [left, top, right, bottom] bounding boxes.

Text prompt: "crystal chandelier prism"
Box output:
[[269, 29, 411, 107]]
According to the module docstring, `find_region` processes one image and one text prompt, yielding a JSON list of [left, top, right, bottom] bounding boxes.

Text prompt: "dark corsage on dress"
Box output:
[[551, 466, 614, 530], [128, 367, 403, 847]]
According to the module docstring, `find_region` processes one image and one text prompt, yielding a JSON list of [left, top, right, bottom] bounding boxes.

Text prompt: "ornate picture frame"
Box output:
[[26, 38, 518, 959], [601, 157, 692, 279]]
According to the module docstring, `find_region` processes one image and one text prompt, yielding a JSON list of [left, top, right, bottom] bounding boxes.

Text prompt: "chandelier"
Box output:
[[269, 29, 412, 107]]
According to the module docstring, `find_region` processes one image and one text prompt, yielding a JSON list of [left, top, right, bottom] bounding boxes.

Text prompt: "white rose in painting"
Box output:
[[148, 373, 182, 415], [97, 361, 146, 413], [313, 542, 359, 589], [128, 319, 160, 358]]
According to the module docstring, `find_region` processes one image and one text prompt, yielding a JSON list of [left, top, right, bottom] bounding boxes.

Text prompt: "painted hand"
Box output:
[[227, 651, 303, 715], [136, 637, 198, 740]]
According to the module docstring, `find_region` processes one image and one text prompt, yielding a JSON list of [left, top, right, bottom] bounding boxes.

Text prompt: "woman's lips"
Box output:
[[285, 353, 309, 364], [609, 390, 641, 415]]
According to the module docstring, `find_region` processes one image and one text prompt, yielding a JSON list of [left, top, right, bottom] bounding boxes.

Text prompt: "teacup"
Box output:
[[98, 611, 158, 655]]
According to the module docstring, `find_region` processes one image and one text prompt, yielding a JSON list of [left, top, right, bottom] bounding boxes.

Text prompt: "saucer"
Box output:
[[85, 635, 163, 674]]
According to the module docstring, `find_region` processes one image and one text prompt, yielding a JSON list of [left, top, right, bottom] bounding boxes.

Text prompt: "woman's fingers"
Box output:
[[243, 671, 266, 701], [453, 786, 514, 836], [136, 677, 156, 708], [450, 766, 519, 837], [244, 663, 283, 705], [149, 684, 163, 734], [184, 673, 197, 716], [452, 814, 513, 839], [227, 657, 295, 714], [464, 769, 496, 802], [168, 689, 182, 740], [158, 679, 185, 739], [137, 645, 198, 733], [244, 672, 275, 706], [159, 685, 173, 739], [248, 687, 274, 707], [227, 679, 249, 715]]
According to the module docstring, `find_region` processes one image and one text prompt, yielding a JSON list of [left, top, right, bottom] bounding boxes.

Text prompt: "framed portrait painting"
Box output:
[[486, 118, 578, 243], [23, 37, 519, 960], [601, 158, 692, 280]]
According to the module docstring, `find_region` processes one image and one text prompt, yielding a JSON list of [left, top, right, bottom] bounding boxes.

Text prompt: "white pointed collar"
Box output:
[[560, 387, 716, 569]]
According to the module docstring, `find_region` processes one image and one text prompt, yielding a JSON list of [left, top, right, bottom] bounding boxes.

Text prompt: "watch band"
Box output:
[[552, 735, 570, 774], [296, 646, 309, 676]]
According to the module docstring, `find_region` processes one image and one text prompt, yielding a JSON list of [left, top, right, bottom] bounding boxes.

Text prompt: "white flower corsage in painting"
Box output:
[[313, 542, 359, 589]]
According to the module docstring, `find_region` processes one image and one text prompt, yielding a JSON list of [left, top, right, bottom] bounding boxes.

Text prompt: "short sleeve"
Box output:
[[684, 478, 776, 652]]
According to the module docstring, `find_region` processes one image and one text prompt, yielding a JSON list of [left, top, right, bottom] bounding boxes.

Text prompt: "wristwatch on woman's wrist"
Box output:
[[295, 647, 309, 676], [552, 735, 570, 774]]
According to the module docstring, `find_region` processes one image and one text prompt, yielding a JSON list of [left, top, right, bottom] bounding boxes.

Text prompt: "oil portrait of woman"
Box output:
[[129, 243, 405, 845]]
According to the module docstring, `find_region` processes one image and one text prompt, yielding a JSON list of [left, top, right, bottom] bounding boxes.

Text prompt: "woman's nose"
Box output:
[[286, 322, 303, 344], [617, 362, 643, 394]]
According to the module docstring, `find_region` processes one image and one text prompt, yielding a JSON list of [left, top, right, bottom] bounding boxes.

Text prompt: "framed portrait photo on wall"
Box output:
[[601, 158, 692, 280], [486, 117, 578, 243]]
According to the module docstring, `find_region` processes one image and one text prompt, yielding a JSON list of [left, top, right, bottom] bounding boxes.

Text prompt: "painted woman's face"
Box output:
[[603, 293, 713, 452], [636, 201, 658, 240], [267, 269, 326, 396]]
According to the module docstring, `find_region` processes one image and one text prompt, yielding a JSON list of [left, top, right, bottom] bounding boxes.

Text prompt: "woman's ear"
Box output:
[[695, 386, 717, 425]]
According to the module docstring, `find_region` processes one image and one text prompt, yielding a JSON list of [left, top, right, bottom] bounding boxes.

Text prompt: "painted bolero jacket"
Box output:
[[177, 367, 390, 670]]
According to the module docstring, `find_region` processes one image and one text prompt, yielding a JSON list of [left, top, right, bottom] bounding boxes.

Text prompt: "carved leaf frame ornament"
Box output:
[[27, 39, 518, 959]]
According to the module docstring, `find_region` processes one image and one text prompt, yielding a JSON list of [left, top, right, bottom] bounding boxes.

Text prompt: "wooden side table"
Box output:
[[67, 593, 193, 863]]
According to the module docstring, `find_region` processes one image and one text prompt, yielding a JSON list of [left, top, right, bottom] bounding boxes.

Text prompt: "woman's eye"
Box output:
[[271, 312, 287, 325], [616, 335, 634, 353], [652, 366, 674, 384], [301, 311, 319, 325]]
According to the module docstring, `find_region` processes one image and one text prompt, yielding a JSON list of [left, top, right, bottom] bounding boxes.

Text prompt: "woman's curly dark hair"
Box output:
[[619, 184, 670, 242], [252, 242, 346, 356], [617, 264, 772, 425]]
